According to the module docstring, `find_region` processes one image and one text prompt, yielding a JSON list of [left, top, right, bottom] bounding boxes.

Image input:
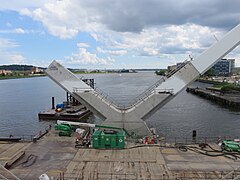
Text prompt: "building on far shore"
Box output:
[[31, 67, 44, 74], [0, 70, 12, 75], [211, 58, 235, 76]]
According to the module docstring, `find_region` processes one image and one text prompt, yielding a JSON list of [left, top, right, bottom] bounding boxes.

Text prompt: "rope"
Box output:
[[176, 143, 240, 160], [14, 154, 38, 168]]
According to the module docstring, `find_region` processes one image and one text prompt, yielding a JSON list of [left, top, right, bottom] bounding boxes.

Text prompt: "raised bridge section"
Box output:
[[46, 24, 240, 137]]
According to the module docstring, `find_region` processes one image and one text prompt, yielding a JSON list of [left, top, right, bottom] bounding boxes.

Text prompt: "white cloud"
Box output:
[[19, 8, 32, 16], [8, 54, 25, 64], [91, 33, 99, 41], [20, 0, 102, 39], [18, 0, 240, 37], [14, 28, 25, 34], [77, 43, 90, 48], [93, 24, 224, 59], [1, 0, 239, 67], [0, 38, 25, 65], [0, 38, 19, 49], [66, 47, 114, 66], [0, 28, 41, 34], [0, 0, 55, 11], [97, 47, 127, 56], [225, 46, 240, 67], [16, 0, 239, 62], [0, 53, 25, 65]]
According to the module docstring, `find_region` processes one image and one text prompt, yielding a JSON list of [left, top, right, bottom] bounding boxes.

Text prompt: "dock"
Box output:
[[186, 87, 240, 109], [1, 129, 240, 179], [38, 105, 91, 121]]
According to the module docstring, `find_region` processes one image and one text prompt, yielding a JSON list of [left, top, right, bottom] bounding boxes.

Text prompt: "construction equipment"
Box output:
[[92, 126, 126, 149], [57, 120, 128, 149], [54, 124, 72, 137], [54, 124, 71, 131], [221, 140, 240, 152]]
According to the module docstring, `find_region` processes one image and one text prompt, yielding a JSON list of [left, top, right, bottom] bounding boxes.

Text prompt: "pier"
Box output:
[[39, 93, 92, 122], [0, 129, 240, 179], [186, 87, 240, 109]]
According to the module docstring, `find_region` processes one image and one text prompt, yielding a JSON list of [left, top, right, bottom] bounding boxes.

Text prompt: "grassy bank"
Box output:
[[198, 78, 240, 93], [197, 78, 226, 85]]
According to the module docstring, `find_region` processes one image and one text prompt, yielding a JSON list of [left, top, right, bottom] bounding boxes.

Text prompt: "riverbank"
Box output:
[[0, 74, 46, 80], [186, 87, 240, 110]]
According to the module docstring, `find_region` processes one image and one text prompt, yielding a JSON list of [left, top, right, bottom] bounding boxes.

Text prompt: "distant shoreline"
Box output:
[[0, 74, 46, 80], [0, 71, 140, 80]]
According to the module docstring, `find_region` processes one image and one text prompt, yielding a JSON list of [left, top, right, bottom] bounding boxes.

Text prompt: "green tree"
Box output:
[[155, 69, 167, 76]]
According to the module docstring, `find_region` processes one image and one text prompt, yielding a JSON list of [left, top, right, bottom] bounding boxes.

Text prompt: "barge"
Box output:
[[38, 105, 91, 122]]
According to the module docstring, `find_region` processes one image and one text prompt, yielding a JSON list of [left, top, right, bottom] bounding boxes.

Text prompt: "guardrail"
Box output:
[[73, 77, 173, 110], [73, 59, 190, 110], [157, 135, 240, 146], [166, 59, 190, 78], [73, 87, 123, 109], [124, 76, 167, 109]]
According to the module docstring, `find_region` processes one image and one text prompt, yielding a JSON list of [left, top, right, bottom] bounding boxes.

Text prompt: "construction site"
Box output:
[[0, 127, 240, 179], [0, 24, 240, 179]]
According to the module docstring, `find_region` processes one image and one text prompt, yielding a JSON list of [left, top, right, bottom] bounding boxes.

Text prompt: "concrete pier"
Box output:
[[1, 129, 240, 179], [186, 87, 240, 109]]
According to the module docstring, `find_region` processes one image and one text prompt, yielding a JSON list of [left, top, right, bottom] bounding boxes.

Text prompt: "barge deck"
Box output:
[[38, 105, 91, 121], [0, 129, 240, 179]]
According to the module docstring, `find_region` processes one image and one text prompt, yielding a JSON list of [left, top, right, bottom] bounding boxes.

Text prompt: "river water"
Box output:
[[0, 72, 239, 138]]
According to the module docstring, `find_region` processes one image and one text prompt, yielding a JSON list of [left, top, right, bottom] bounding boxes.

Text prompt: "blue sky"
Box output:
[[0, 0, 239, 69]]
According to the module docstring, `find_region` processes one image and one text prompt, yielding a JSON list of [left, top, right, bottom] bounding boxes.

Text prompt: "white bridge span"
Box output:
[[46, 24, 240, 137]]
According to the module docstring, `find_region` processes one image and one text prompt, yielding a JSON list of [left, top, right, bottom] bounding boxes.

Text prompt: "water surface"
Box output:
[[0, 73, 239, 138]]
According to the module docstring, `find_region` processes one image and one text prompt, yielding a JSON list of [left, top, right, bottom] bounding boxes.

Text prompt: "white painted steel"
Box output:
[[57, 120, 96, 128], [46, 24, 240, 136], [192, 24, 240, 75], [156, 24, 240, 95]]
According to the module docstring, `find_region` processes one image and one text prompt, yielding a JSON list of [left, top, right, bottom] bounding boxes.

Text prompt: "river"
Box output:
[[0, 72, 239, 138]]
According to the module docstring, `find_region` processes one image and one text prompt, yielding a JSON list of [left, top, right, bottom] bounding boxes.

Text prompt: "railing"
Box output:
[[94, 87, 125, 109], [73, 87, 92, 93], [7, 126, 52, 142], [157, 135, 240, 146], [73, 59, 191, 110], [73, 76, 169, 110], [73, 87, 123, 109], [124, 76, 167, 109], [166, 59, 190, 78], [20, 135, 35, 142]]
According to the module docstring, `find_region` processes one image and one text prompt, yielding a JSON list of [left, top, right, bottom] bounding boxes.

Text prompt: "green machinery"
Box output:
[[54, 124, 72, 137], [56, 120, 132, 149], [221, 140, 240, 152], [92, 125, 130, 149]]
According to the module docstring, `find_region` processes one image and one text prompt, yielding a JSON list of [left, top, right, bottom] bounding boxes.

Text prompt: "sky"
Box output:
[[0, 0, 240, 69]]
